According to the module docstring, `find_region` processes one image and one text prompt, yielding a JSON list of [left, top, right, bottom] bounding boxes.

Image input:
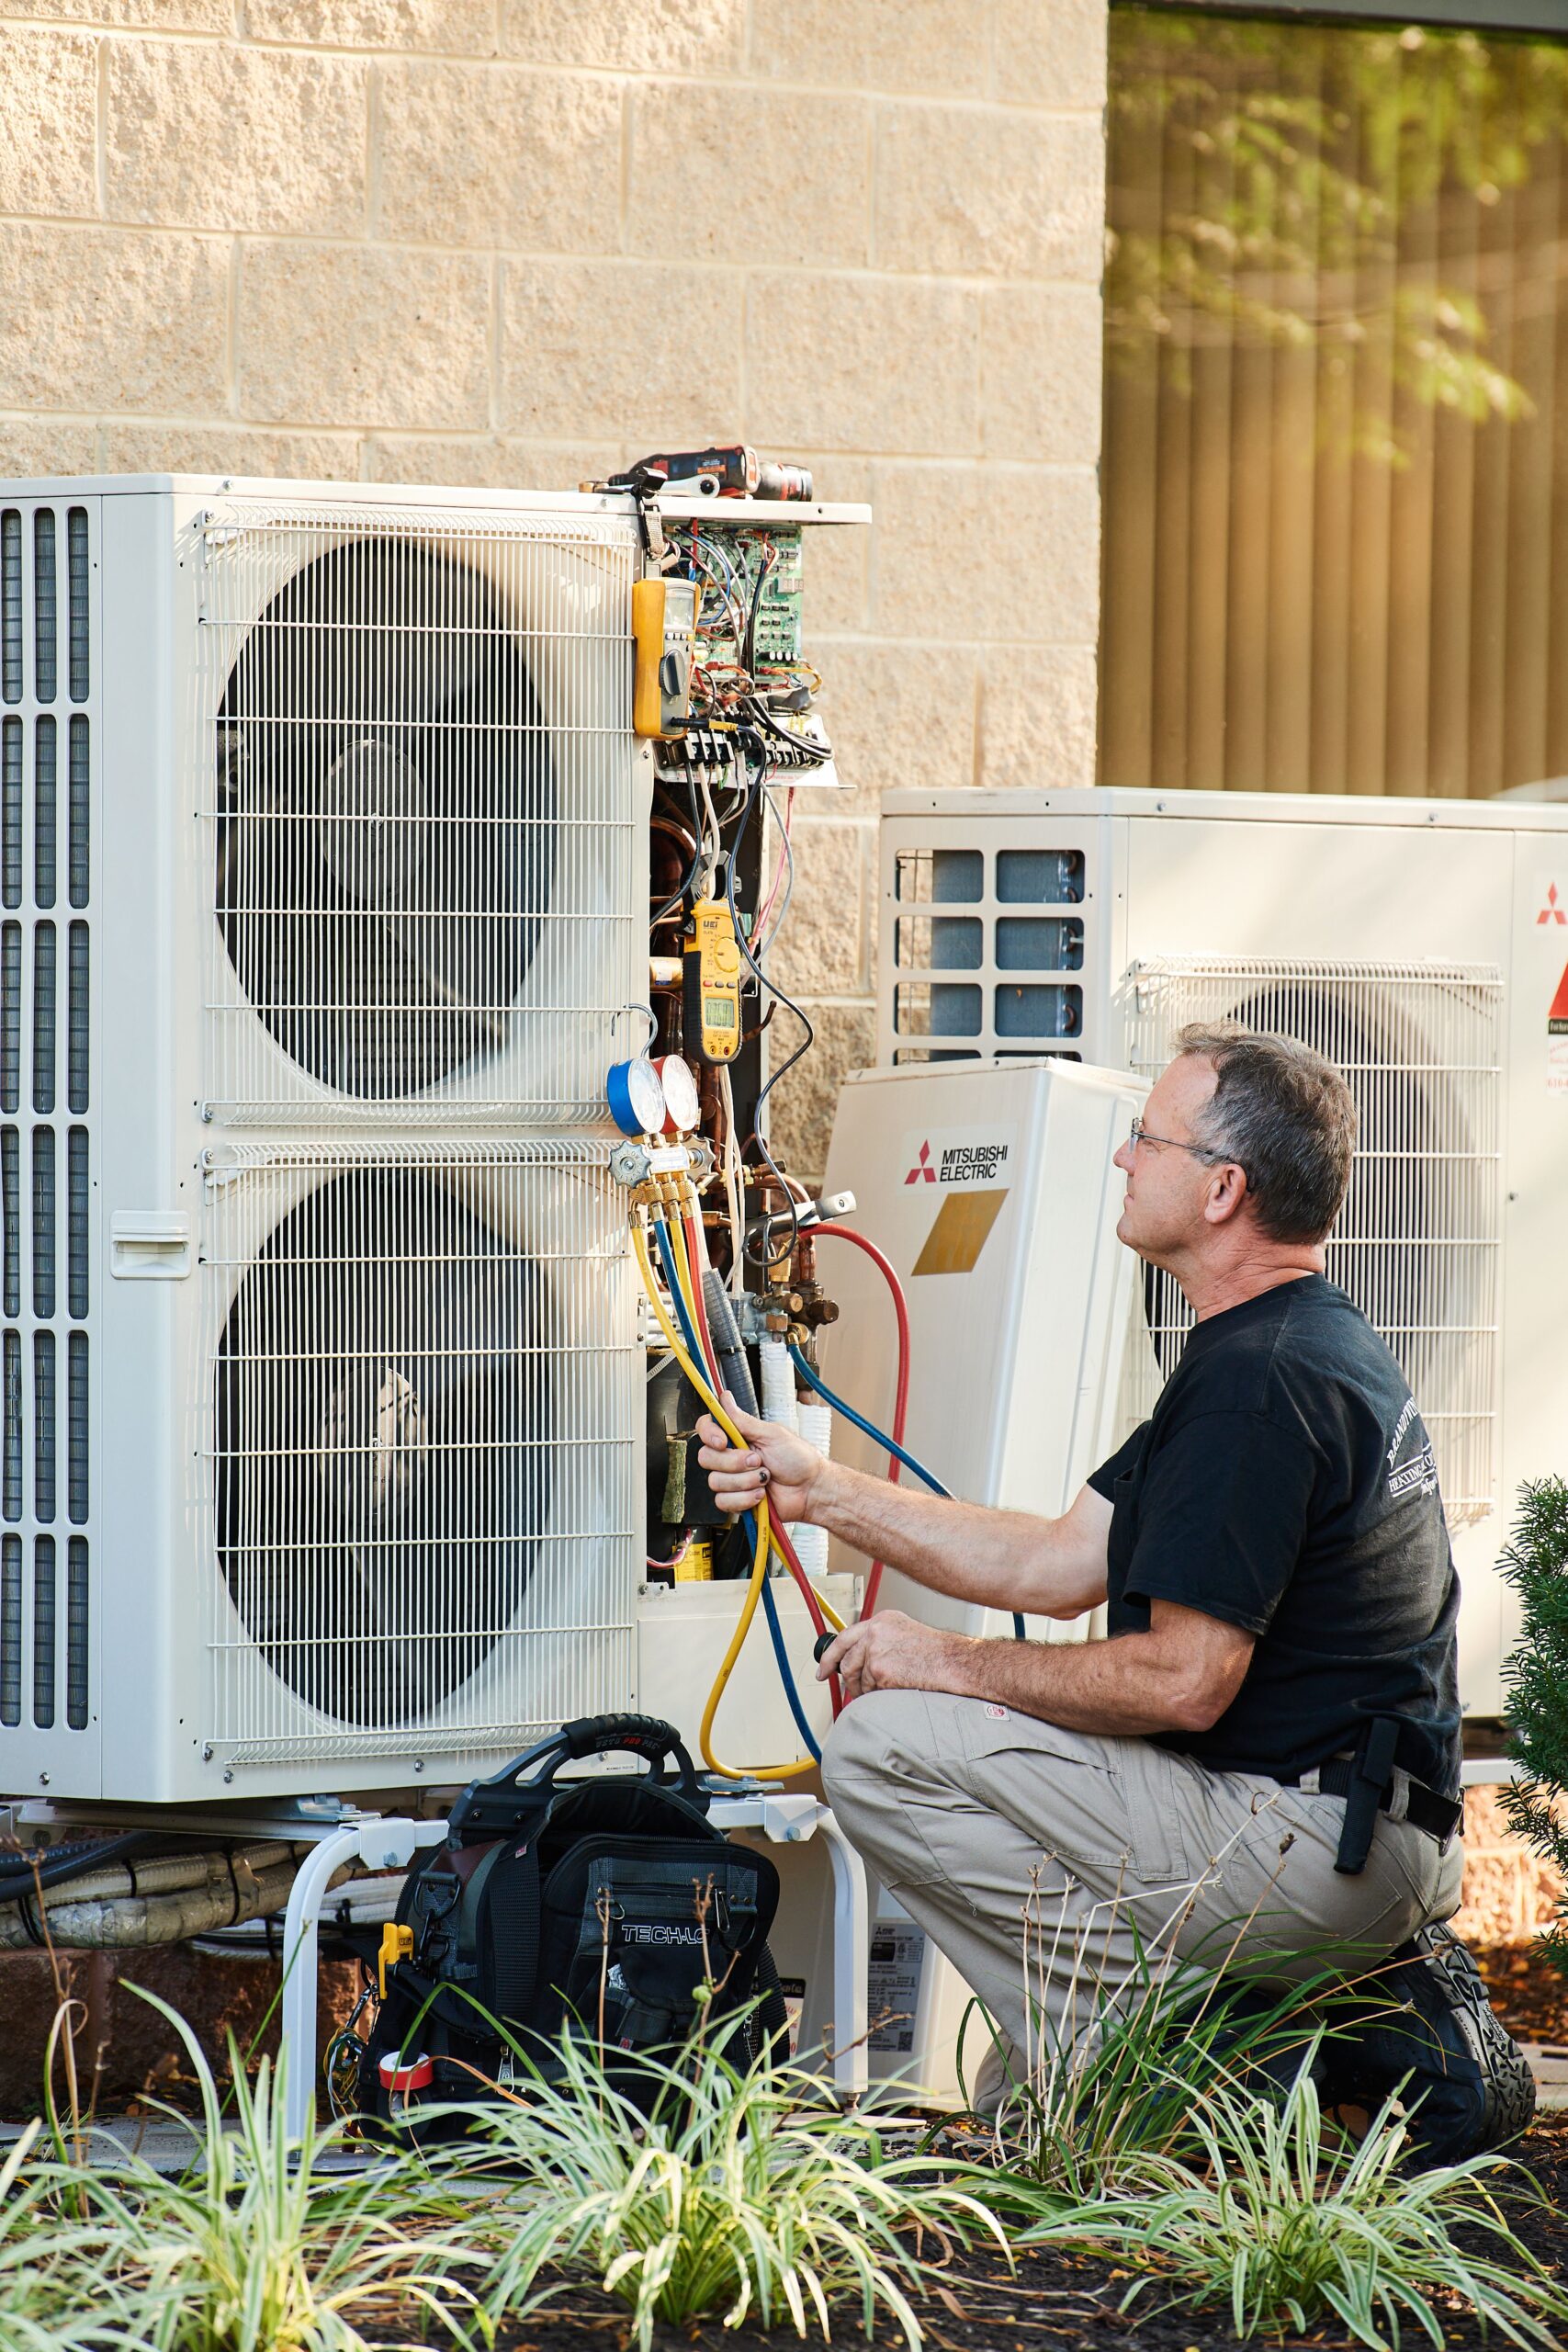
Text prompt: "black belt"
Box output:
[[1312, 1758, 1461, 1849], [1275, 1724, 1461, 1875]]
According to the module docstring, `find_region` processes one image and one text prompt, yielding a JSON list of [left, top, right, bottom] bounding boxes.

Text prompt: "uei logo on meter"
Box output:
[[684, 898, 743, 1064]]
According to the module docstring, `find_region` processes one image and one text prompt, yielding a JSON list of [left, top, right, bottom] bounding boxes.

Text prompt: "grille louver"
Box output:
[[0, 500, 91, 1750]]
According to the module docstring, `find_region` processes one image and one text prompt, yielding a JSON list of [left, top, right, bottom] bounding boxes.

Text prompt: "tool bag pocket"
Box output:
[[529, 1836, 777, 2055]]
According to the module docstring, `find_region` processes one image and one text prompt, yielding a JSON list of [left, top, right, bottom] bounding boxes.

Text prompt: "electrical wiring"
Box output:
[[753, 786, 796, 953], [723, 763, 813, 1266], [0, 1833, 155, 1898], [788, 1344, 1028, 1643], [716, 1066, 746, 1275], [746, 693, 832, 764], [647, 1533, 693, 1574]]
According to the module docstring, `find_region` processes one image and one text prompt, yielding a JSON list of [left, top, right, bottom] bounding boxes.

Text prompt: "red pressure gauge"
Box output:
[[652, 1054, 701, 1136]]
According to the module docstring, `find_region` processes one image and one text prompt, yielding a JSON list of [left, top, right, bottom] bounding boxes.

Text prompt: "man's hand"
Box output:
[[817, 1609, 966, 1702], [694, 1399, 827, 1524]]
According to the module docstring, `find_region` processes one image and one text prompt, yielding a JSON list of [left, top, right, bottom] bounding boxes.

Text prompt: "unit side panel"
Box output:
[[1479, 832, 1568, 1716], [1119, 820, 1514, 970], [92, 492, 195, 1801]]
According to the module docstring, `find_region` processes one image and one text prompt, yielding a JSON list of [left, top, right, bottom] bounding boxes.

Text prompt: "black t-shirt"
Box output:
[[1088, 1274, 1461, 1795]]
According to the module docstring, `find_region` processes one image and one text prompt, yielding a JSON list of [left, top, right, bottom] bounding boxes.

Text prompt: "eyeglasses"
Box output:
[[1126, 1114, 1236, 1169]]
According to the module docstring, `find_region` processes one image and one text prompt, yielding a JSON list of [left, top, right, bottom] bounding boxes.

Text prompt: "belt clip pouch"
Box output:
[[1335, 1716, 1401, 1876]]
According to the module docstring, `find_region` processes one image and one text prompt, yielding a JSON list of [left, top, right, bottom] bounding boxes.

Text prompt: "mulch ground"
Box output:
[[368, 2121, 1568, 2351], [360, 1945, 1568, 2351]]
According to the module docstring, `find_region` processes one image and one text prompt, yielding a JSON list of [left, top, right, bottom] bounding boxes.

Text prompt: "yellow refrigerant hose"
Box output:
[[631, 1220, 819, 1782], [665, 1191, 842, 1636]]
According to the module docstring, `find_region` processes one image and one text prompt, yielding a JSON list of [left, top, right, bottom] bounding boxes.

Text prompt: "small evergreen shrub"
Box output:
[[1499, 1476, 1568, 1976]]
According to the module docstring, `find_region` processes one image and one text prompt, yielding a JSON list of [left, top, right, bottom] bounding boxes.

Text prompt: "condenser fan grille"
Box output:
[[199, 503, 639, 1125], [204, 1143, 637, 1759], [1123, 959, 1503, 1527], [215, 539, 551, 1102]]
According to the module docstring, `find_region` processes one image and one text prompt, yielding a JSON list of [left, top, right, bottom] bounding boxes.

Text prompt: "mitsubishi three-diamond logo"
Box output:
[[905, 1140, 937, 1185], [1540, 884, 1566, 925]]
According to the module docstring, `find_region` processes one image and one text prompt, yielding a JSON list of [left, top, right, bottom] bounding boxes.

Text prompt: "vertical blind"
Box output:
[[1100, 9, 1568, 797]]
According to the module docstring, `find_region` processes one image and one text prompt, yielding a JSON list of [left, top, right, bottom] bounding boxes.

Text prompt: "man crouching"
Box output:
[[697, 1025, 1533, 2158]]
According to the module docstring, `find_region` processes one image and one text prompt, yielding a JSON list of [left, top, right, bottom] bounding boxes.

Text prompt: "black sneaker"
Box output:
[[1324, 1923, 1537, 2165]]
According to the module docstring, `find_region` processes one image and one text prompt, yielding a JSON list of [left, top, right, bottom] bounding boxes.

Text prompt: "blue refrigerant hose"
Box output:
[[788, 1345, 1028, 1644]]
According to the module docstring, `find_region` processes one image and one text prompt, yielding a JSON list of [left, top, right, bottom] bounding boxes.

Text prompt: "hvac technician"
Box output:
[[698, 1025, 1529, 2157]]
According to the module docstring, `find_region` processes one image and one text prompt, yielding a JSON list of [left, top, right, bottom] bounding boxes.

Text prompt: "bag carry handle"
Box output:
[[450, 1713, 705, 1838]]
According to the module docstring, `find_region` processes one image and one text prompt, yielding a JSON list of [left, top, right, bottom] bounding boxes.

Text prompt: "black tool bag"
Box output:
[[357, 1713, 784, 2134]]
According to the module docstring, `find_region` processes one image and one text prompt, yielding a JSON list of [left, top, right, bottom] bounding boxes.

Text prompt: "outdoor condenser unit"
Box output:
[[868, 785, 1568, 1723], [0, 477, 652, 1804], [0, 474, 858, 1809]]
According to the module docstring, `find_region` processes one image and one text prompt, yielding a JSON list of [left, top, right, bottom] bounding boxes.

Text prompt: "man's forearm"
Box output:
[[804, 1459, 1101, 1620], [886, 1623, 1206, 1736]]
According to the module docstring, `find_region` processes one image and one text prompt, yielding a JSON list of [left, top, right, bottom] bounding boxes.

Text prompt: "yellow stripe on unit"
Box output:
[[911, 1188, 1010, 1277]]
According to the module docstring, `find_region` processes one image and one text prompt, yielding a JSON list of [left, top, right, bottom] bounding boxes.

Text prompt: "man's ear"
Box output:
[[1201, 1162, 1249, 1226]]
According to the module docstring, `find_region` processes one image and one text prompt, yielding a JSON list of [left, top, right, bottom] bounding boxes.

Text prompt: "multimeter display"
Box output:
[[684, 898, 744, 1063]]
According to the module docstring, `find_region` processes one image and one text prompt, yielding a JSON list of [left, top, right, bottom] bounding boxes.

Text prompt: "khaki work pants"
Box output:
[[822, 1690, 1465, 2088]]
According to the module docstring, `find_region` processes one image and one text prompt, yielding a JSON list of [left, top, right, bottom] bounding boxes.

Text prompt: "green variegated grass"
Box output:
[[1011, 2052, 1568, 2351], [954, 1903, 1364, 2199], [80, 1991, 482, 2352], [0, 2118, 154, 2351], [457, 2018, 1010, 2351]]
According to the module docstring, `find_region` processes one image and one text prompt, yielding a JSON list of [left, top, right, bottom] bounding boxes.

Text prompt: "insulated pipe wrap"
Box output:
[[702, 1271, 758, 1417], [0, 1843, 352, 1951], [758, 1338, 798, 1434]]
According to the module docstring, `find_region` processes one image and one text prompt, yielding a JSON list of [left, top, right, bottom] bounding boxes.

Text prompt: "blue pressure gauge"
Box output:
[[606, 1056, 668, 1137]]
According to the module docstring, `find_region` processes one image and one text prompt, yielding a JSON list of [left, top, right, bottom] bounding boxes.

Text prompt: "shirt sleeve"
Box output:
[[1121, 1409, 1319, 1636], [1088, 1424, 1146, 1501]]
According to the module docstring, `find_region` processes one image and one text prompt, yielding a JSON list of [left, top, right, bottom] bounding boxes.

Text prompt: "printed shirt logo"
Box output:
[[1386, 1394, 1439, 1502], [1540, 884, 1567, 926]]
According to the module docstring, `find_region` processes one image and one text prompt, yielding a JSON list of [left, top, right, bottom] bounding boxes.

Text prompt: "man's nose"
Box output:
[[1112, 1141, 1134, 1173]]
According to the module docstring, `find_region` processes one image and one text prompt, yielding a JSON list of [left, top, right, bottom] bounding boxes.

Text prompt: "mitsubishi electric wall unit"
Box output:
[[865, 785, 1568, 1723], [0, 474, 857, 1809]]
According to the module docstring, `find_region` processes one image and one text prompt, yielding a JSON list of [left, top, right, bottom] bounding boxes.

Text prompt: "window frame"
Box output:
[[1145, 1, 1568, 35]]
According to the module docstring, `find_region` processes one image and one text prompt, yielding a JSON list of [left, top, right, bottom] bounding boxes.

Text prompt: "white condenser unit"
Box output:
[[0, 475, 663, 1806], [873, 786, 1568, 1722]]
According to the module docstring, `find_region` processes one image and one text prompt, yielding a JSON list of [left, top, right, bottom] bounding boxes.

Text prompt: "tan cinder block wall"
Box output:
[[0, 0, 1107, 1181]]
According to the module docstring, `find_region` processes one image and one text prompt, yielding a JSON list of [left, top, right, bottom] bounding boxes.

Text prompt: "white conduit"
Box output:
[[793, 1400, 832, 1581]]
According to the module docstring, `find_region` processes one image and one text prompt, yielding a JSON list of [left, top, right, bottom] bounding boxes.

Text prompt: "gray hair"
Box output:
[[1175, 1023, 1356, 1245]]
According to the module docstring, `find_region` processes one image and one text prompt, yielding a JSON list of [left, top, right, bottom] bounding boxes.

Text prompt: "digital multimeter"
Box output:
[[683, 898, 743, 1064]]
